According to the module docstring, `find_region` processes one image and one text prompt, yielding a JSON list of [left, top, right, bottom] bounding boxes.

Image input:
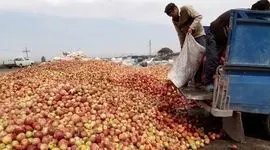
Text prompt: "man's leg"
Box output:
[[194, 35, 206, 85], [194, 63, 203, 85], [203, 33, 223, 87]]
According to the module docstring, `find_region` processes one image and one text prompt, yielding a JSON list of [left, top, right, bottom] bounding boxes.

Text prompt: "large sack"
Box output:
[[168, 34, 205, 88]]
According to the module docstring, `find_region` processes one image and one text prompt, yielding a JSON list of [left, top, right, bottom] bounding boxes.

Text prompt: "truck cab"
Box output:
[[180, 9, 270, 142], [14, 57, 34, 67]]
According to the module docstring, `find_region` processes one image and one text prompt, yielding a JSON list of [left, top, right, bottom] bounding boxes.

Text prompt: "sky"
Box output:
[[0, 0, 260, 61]]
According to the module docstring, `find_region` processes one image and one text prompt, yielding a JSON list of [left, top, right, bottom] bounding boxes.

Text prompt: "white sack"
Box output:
[[168, 34, 205, 88]]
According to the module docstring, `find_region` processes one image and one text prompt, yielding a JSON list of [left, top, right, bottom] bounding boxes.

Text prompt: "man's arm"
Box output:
[[184, 5, 203, 30]]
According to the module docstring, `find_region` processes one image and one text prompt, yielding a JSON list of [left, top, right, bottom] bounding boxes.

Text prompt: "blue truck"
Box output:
[[180, 9, 270, 142]]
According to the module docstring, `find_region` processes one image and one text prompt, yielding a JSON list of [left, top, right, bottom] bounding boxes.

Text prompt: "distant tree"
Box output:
[[41, 56, 46, 62], [157, 47, 173, 56]]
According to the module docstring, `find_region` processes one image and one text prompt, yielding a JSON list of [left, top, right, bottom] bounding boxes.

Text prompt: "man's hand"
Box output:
[[188, 28, 193, 34], [224, 25, 229, 37]]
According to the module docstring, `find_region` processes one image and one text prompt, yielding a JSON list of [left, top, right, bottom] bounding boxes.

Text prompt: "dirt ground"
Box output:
[[204, 137, 270, 150], [189, 108, 270, 150], [203, 137, 270, 150]]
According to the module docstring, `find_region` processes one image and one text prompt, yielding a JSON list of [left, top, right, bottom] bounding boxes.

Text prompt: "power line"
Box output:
[[22, 47, 30, 58], [149, 40, 152, 56]]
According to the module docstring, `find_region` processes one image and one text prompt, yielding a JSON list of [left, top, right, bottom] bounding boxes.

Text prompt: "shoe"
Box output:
[[205, 84, 214, 92]]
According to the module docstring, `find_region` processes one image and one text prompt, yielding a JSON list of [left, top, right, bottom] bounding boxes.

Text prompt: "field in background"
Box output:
[[0, 68, 19, 73]]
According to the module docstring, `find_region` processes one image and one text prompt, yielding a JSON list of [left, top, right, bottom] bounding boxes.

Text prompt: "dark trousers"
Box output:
[[203, 33, 225, 85], [194, 35, 206, 84]]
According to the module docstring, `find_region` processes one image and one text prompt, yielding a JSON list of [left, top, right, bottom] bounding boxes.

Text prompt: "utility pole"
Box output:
[[149, 40, 152, 56], [22, 47, 30, 58]]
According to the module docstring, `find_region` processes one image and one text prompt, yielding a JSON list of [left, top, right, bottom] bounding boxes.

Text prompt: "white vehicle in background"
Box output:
[[3, 57, 35, 68], [141, 57, 170, 66]]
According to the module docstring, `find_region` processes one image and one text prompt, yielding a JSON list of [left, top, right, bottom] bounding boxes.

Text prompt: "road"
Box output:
[[0, 68, 19, 73], [0, 68, 12, 73]]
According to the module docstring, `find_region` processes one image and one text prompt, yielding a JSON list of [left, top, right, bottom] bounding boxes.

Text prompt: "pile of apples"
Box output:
[[0, 61, 220, 150]]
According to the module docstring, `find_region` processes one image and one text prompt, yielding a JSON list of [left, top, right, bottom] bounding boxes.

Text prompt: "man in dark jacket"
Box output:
[[252, 0, 270, 10], [203, 0, 270, 91]]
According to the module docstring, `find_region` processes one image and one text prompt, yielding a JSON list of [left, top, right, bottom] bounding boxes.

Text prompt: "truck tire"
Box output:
[[263, 114, 270, 137], [242, 113, 266, 137]]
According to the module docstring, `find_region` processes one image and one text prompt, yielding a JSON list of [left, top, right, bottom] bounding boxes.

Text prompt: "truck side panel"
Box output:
[[225, 10, 270, 114], [227, 70, 270, 114], [226, 10, 270, 67], [228, 24, 270, 67]]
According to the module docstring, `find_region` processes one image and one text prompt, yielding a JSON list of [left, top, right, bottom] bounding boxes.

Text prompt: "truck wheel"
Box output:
[[264, 114, 270, 137], [242, 113, 266, 137]]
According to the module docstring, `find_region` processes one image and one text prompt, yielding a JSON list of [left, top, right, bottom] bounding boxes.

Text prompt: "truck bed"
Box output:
[[179, 87, 213, 101]]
